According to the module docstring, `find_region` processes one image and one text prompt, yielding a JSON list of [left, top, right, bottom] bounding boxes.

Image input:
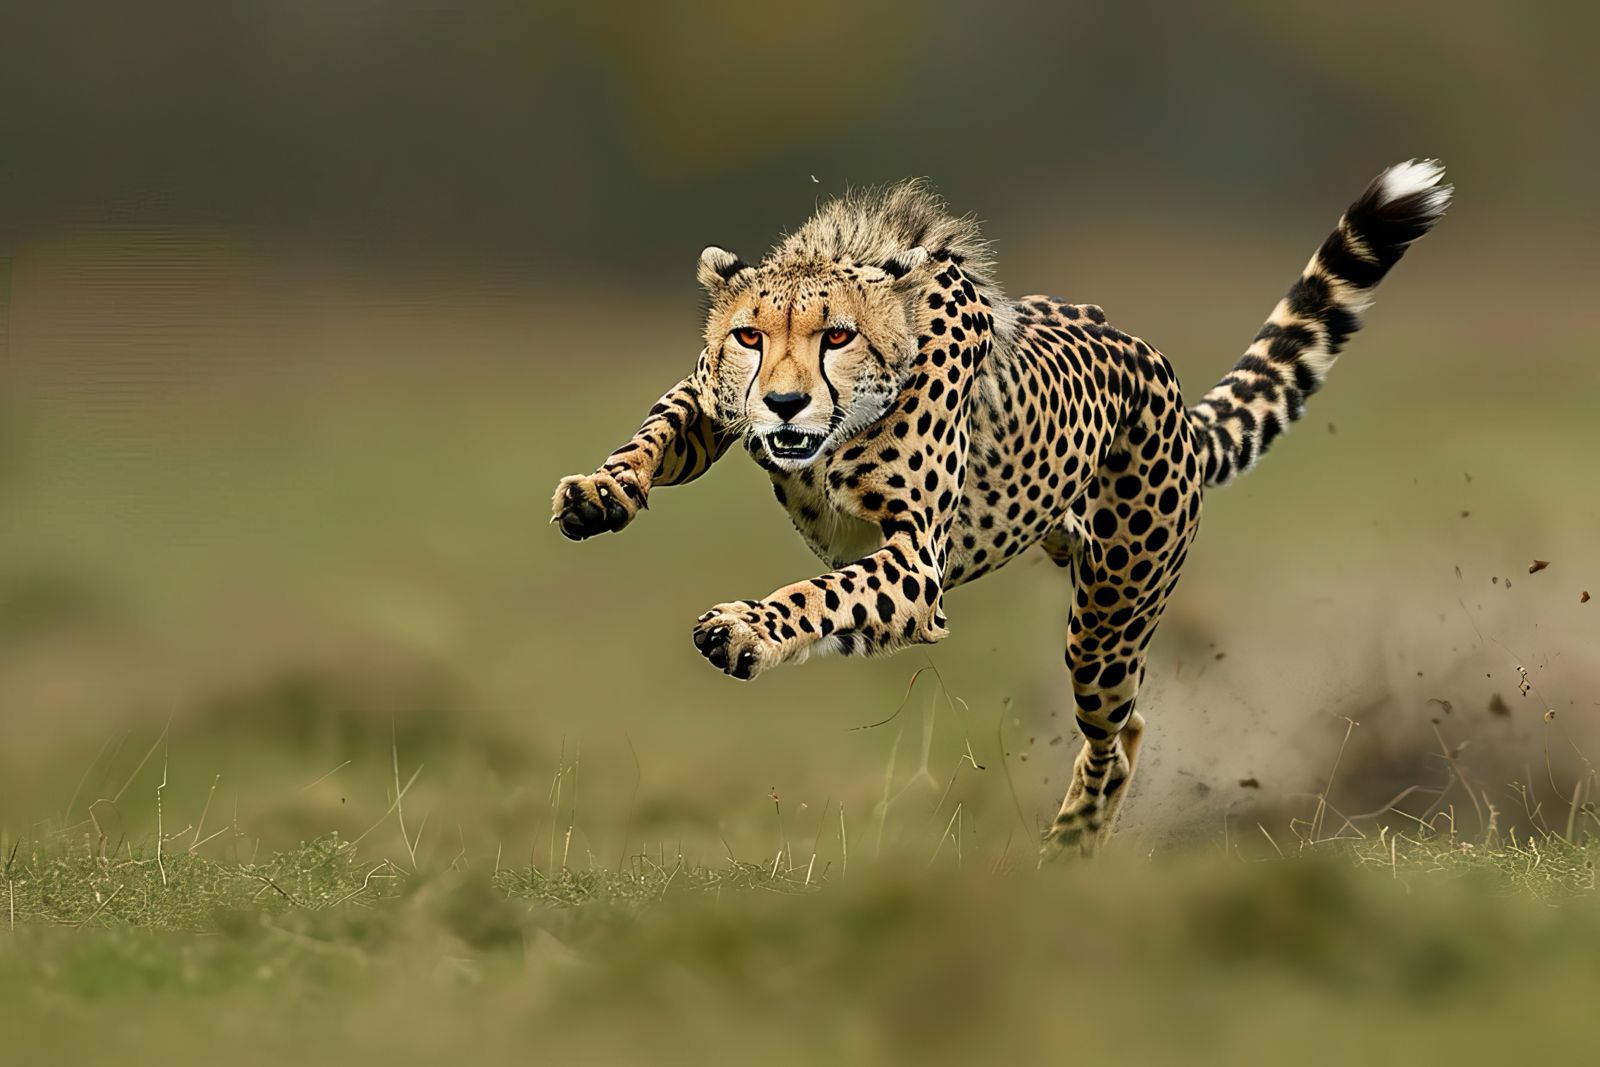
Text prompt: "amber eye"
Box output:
[[732, 327, 763, 348], [822, 327, 856, 349]]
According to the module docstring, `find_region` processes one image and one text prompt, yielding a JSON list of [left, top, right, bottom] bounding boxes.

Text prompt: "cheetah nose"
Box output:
[[762, 392, 811, 421]]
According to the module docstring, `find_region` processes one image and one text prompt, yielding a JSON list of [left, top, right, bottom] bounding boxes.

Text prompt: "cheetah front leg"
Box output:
[[691, 534, 949, 680], [552, 367, 730, 541]]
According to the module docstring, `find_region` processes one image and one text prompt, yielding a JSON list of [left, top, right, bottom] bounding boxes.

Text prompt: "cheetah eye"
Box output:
[[822, 327, 856, 350], [732, 327, 763, 349]]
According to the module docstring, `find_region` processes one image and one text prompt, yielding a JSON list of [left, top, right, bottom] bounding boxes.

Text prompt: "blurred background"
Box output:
[[3, 1, 1597, 867]]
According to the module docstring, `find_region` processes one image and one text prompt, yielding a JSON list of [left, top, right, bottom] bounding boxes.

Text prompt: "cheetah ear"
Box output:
[[880, 246, 929, 283], [698, 246, 752, 291]]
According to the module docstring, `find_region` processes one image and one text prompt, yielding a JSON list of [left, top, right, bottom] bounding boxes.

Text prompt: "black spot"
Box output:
[[1077, 717, 1110, 741]]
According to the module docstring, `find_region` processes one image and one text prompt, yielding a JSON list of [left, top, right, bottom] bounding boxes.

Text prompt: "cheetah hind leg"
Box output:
[[1039, 710, 1146, 861]]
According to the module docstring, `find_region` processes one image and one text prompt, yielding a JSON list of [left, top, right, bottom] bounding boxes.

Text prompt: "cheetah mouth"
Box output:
[[764, 427, 827, 461]]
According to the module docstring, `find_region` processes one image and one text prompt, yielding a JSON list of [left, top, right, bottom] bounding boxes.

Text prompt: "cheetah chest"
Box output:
[[769, 470, 882, 568]]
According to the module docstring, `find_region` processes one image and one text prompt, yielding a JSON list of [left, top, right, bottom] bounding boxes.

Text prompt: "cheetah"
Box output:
[[552, 161, 1451, 857]]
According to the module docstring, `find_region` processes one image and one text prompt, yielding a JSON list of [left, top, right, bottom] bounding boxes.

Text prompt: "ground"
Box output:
[[2, 239, 1597, 1064], [3, 823, 1597, 1064]]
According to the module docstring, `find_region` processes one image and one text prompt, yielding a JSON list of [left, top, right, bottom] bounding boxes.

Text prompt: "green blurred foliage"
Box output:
[[3, 2, 1598, 278]]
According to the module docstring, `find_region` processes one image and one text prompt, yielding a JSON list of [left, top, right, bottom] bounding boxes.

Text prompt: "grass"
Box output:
[[3, 807, 1598, 1065], [4, 690, 1598, 1061]]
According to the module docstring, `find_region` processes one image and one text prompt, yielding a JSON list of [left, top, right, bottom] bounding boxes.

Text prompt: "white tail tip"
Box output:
[[1377, 158, 1452, 215]]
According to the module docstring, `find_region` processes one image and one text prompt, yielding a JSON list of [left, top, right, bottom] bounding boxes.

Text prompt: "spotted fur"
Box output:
[[553, 161, 1451, 857]]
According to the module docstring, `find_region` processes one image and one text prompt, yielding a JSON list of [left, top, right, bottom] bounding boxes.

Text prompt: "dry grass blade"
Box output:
[[112, 723, 170, 805], [156, 725, 170, 887], [341, 765, 424, 855], [850, 666, 930, 731], [1310, 717, 1359, 844], [74, 884, 124, 928], [189, 774, 221, 853], [250, 874, 300, 906], [299, 761, 352, 793], [838, 802, 848, 878], [64, 731, 124, 824]]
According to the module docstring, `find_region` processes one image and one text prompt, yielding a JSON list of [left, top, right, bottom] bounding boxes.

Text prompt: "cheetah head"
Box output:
[[697, 245, 930, 470]]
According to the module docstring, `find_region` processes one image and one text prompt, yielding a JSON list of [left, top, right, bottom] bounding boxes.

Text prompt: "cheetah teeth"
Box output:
[[766, 427, 826, 459]]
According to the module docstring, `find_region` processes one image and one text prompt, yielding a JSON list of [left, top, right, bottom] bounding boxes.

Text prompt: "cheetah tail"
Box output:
[[1187, 159, 1451, 488]]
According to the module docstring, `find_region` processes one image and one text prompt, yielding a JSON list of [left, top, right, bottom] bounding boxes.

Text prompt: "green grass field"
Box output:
[[4, 801, 1597, 1064], [4, 247, 1598, 1064]]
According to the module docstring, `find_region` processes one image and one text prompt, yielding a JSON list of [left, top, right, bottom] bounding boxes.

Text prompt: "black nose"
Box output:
[[762, 392, 811, 421]]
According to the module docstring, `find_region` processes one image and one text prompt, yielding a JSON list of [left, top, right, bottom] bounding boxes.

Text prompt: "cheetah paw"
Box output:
[[691, 602, 780, 680], [551, 465, 648, 541], [1038, 811, 1106, 862]]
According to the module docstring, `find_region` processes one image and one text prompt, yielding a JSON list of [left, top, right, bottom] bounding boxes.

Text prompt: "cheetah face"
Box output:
[[697, 245, 929, 470]]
